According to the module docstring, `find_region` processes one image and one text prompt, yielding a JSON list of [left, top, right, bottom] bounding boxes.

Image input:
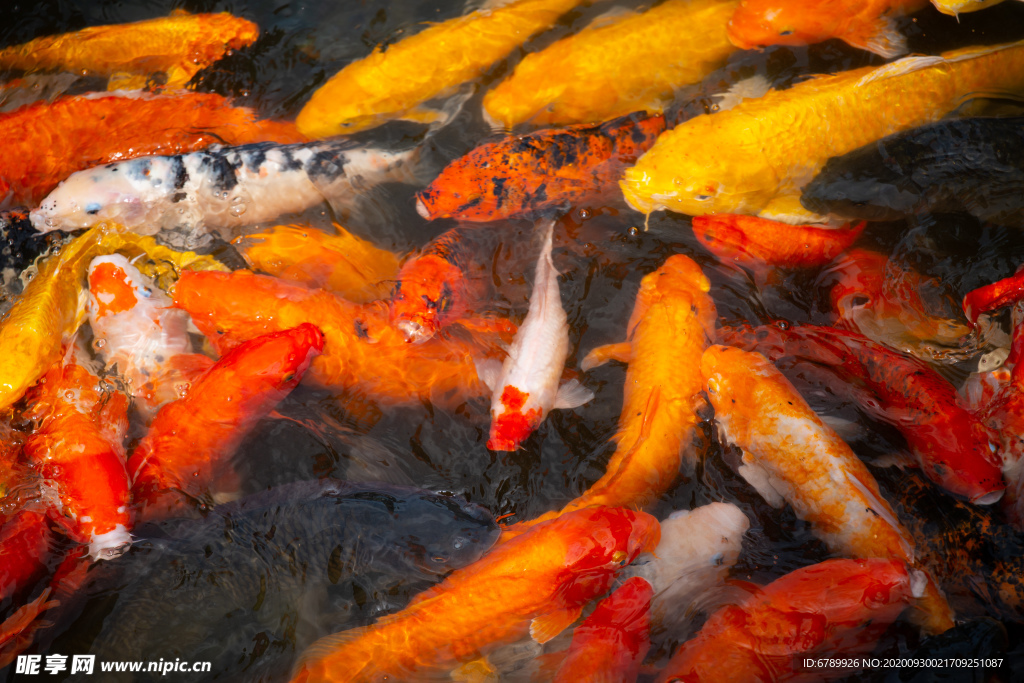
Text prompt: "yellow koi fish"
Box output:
[[0, 10, 258, 90], [295, 0, 586, 138], [930, 0, 1017, 15], [621, 39, 1024, 223], [483, 0, 739, 128]]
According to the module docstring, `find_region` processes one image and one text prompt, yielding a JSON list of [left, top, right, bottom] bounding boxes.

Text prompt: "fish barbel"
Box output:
[[478, 221, 593, 451], [290, 506, 660, 683], [30, 138, 421, 236], [701, 344, 953, 634], [621, 39, 1024, 223], [0, 10, 258, 90], [727, 0, 928, 58], [482, 0, 739, 128], [295, 0, 586, 138], [0, 90, 306, 207]]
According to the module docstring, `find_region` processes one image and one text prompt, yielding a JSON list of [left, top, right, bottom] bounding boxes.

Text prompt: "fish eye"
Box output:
[[437, 282, 454, 314], [422, 294, 437, 310], [779, 29, 794, 36], [694, 194, 712, 202], [85, 202, 102, 215]]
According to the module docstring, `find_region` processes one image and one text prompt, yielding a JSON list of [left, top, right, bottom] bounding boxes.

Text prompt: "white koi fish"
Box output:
[[476, 221, 593, 451], [30, 138, 421, 236]]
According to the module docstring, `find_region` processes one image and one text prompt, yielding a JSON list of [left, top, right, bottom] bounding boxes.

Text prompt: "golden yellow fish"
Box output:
[[483, 0, 739, 128], [295, 0, 585, 138], [0, 10, 258, 90], [233, 224, 400, 303], [0, 222, 226, 412], [621, 39, 1024, 223], [930, 0, 1015, 15]]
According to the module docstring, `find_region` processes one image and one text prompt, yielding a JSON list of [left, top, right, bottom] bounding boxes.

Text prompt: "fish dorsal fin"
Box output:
[[844, 14, 908, 59], [475, 357, 504, 392], [530, 604, 583, 644], [552, 378, 595, 410], [290, 625, 373, 679], [580, 341, 632, 371], [856, 55, 946, 88], [690, 580, 760, 616]]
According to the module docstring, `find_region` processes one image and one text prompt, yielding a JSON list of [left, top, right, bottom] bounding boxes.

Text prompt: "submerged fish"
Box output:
[[701, 344, 953, 634], [52, 480, 500, 682], [802, 117, 1024, 226], [290, 506, 659, 683], [930, 0, 1018, 15], [0, 10, 258, 90], [477, 221, 593, 451], [727, 0, 928, 58], [654, 558, 919, 682], [621, 40, 1024, 223], [0, 90, 306, 207], [482, 0, 739, 129], [31, 138, 422, 237], [296, 0, 586, 138]]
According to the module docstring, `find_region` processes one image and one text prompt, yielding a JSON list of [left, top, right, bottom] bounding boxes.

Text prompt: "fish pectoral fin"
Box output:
[[474, 357, 504, 392], [870, 451, 916, 470], [843, 15, 908, 59], [290, 625, 372, 678], [552, 379, 595, 410], [580, 342, 631, 372], [757, 194, 831, 226], [450, 656, 499, 683], [530, 605, 583, 644], [736, 453, 787, 508]]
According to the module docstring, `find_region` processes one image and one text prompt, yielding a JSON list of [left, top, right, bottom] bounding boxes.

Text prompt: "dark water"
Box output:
[[4, 0, 1024, 681]]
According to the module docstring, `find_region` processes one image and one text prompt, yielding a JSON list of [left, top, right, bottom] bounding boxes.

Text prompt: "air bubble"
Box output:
[[230, 197, 247, 217]]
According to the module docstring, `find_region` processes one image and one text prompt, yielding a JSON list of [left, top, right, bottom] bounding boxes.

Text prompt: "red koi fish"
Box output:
[[553, 576, 653, 683], [23, 360, 132, 560], [0, 90, 306, 206], [654, 558, 918, 682], [717, 322, 1005, 504], [963, 263, 1024, 325], [416, 112, 667, 222], [129, 324, 323, 520], [290, 506, 660, 683], [172, 270, 506, 406], [692, 214, 865, 270]]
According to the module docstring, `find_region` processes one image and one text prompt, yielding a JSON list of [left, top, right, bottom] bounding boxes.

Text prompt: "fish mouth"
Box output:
[[395, 318, 434, 344], [415, 196, 432, 220], [971, 488, 1005, 506], [89, 524, 133, 561]]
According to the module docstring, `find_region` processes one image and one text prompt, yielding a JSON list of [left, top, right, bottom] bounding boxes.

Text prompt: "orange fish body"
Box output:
[[553, 576, 653, 683], [700, 344, 952, 634], [233, 224, 400, 303], [654, 558, 916, 682], [416, 113, 667, 222], [727, 0, 928, 58], [502, 255, 715, 537], [0, 91, 306, 206], [23, 361, 131, 560], [173, 269, 499, 406], [483, 0, 739, 128], [0, 11, 258, 90], [129, 324, 323, 518], [693, 214, 865, 270], [290, 506, 660, 683], [0, 507, 54, 608]]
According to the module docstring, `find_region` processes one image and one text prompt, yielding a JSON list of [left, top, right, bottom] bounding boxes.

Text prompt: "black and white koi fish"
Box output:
[[30, 137, 422, 235]]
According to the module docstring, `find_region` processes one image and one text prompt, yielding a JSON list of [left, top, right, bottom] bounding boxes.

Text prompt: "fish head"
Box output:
[[397, 493, 501, 573], [823, 248, 888, 319], [627, 255, 713, 338], [389, 254, 465, 343], [31, 167, 151, 232], [487, 385, 543, 451], [88, 255, 144, 320], [727, 0, 836, 49]]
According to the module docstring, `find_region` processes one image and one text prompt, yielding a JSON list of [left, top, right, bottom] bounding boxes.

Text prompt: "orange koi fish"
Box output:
[[296, 0, 586, 138], [482, 0, 739, 128], [727, 0, 928, 58], [653, 558, 917, 682], [233, 224, 400, 303], [717, 323, 1005, 505], [172, 270, 503, 406], [23, 360, 131, 561], [290, 506, 660, 683], [553, 576, 653, 683], [825, 248, 971, 360], [0, 10, 258, 90], [478, 222, 593, 451], [416, 112, 667, 222], [129, 324, 323, 519], [501, 255, 715, 537], [622, 40, 1024, 223], [692, 214, 865, 270], [0, 90, 306, 206], [701, 344, 952, 634]]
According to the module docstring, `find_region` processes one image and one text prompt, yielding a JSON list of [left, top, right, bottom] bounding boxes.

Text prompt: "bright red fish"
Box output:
[[129, 324, 323, 520], [717, 322, 1005, 504], [963, 263, 1024, 325], [0, 90, 307, 206], [553, 576, 653, 683], [653, 558, 917, 682], [23, 360, 132, 560]]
